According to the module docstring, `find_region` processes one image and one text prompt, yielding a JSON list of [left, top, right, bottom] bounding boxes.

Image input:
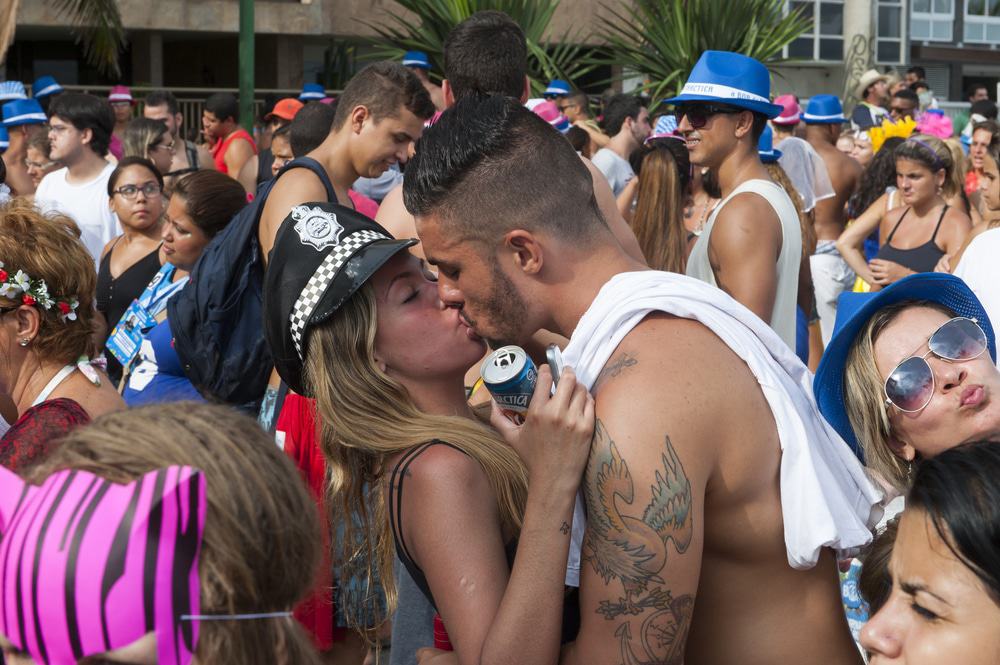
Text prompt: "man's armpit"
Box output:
[[582, 419, 695, 665]]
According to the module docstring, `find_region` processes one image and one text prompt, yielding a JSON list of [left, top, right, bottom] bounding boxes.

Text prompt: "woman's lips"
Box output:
[[961, 385, 985, 407]]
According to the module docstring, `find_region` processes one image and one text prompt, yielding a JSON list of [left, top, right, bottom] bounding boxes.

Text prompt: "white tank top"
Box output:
[[685, 178, 802, 350]]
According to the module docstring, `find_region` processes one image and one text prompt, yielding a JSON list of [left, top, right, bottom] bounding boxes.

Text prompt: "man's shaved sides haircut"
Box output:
[[443, 11, 527, 100], [332, 61, 436, 131], [403, 95, 604, 244]]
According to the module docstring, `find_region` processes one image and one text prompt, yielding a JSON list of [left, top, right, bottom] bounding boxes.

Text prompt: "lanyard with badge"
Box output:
[[106, 263, 188, 367]]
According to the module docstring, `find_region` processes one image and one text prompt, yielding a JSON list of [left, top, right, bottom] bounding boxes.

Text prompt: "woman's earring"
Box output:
[[19, 338, 30, 347], [906, 460, 915, 483]]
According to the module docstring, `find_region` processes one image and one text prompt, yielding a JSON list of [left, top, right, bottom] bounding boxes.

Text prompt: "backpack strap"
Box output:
[[272, 156, 338, 204]]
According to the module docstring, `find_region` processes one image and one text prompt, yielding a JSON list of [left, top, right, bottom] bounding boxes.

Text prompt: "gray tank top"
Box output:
[[685, 179, 802, 350]]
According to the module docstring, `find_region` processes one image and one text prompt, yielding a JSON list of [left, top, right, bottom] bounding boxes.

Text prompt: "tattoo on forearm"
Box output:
[[583, 420, 694, 665], [560, 521, 571, 535], [593, 353, 638, 391]]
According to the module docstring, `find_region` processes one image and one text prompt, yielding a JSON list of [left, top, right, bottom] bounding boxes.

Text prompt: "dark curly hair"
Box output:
[[847, 136, 906, 219]]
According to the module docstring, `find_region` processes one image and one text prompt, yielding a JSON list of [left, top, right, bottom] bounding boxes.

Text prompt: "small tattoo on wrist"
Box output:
[[560, 521, 571, 535]]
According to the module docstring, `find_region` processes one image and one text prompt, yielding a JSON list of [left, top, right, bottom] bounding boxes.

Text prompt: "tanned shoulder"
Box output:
[[258, 168, 331, 261]]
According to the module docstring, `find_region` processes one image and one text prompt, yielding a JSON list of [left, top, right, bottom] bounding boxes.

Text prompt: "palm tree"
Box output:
[[597, 0, 813, 107], [364, 0, 596, 97], [1, 0, 126, 78]]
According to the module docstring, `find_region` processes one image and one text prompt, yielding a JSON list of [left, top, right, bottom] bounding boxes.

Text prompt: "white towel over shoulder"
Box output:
[[562, 270, 882, 586]]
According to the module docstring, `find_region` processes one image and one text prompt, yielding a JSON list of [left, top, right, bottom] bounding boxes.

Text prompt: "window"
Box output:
[[876, 0, 905, 64], [912, 0, 955, 41], [786, 0, 844, 62], [965, 0, 1000, 43]]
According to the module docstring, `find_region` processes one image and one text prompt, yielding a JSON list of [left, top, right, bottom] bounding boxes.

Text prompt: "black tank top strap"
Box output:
[[884, 206, 911, 243], [388, 439, 463, 611], [185, 140, 199, 169], [929, 204, 949, 242]]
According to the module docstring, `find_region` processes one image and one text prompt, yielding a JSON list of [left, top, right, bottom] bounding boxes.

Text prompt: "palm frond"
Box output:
[[47, 0, 126, 78], [595, 0, 812, 106]]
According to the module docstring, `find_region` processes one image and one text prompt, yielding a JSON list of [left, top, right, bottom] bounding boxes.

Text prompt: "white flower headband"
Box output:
[[0, 261, 79, 322]]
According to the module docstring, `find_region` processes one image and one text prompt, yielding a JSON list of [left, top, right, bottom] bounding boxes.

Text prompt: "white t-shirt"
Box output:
[[35, 163, 120, 265], [953, 227, 1000, 330], [591, 148, 634, 197]]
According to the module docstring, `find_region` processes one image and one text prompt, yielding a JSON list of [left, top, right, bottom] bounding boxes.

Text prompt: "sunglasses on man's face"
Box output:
[[675, 103, 743, 129], [883, 317, 989, 413]]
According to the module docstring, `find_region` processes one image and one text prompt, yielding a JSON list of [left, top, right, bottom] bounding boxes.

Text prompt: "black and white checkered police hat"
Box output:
[[263, 202, 417, 396]]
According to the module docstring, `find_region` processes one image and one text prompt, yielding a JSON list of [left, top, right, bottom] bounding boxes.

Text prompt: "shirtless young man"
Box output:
[[677, 51, 802, 351], [257, 61, 435, 264], [405, 94, 873, 665], [803, 95, 862, 345], [376, 10, 645, 265]]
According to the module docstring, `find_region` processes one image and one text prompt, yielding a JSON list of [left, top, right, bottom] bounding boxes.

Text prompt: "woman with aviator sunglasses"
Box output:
[[814, 272, 1000, 495]]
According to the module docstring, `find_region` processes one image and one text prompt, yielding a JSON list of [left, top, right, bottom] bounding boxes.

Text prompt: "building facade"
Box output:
[[773, 0, 1000, 104]]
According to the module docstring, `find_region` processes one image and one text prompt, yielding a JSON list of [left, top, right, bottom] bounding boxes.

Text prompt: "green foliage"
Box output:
[[597, 0, 813, 106], [364, 0, 596, 97], [49, 0, 126, 78]]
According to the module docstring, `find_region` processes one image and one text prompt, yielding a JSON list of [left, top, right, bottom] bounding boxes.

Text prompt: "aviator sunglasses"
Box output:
[[883, 317, 988, 413], [674, 103, 743, 129]]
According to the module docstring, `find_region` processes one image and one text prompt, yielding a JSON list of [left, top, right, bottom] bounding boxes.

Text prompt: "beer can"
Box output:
[[481, 345, 537, 424]]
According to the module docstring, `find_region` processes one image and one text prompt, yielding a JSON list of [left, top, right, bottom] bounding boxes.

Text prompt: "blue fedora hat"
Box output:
[[544, 79, 572, 97], [758, 125, 782, 163], [299, 83, 326, 101], [664, 50, 782, 118], [803, 94, 845, 124], [32, 75, 63, 99], [0, 126, 8, 151], [402, 50, 431, 69], [2, 99, 47, 127], [814, 273, 997, 462]]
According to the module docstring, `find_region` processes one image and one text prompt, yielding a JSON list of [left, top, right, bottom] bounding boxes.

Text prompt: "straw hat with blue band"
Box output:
[[2, 99, 47, 127], [757, 125, 782, 163], [664, 51, 782, 119], [32, 76, 63, 99], [263, 202, 417, 397], [802, 94, 845, 124], [402, 51, 431, 69], [813, 273, 997, 462]]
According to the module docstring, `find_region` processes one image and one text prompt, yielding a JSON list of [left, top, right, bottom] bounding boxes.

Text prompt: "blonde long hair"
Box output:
[[304, 283, 528, 625]]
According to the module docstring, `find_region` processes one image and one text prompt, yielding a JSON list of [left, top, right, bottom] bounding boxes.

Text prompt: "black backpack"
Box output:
[[168, 157, 336, 408]]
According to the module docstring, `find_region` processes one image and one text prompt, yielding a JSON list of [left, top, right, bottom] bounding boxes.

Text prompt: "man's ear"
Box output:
[[733, 110, 755, 139], [175, 113, 184, 130], [350, 105, 371, 134], [80, 126, 93, 147], [520, 75, 531, 104], [503, 229, 543, 276], [442, 80, 455, 109]]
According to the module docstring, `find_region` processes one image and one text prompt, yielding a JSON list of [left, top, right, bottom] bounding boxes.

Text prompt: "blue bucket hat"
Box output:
[[32, 75, 63, 99], [544, 79, 572, 98], [2, 99, 47, 127], [758, 125, 782, 163], [299, 83, 326, 101], [0, 126, 8, 151], [802, 94, 845, 124], [402, 51, 431, 69], [0, 81, 27, 102], [664, 50, 782, 118], [814, 273, 997, 462]]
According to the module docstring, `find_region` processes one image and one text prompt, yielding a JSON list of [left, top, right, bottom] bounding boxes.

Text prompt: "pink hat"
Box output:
[[531, 100, 571, 133], [772, 94, 801, 126], [916, 109, 954, 139], [108, 85, 136, 105]]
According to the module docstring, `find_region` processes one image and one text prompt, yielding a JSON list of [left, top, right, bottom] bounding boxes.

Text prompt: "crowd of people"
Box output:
[[1, 11, 1000, 665]]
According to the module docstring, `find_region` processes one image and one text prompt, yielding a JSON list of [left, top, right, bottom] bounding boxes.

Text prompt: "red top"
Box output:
[[966, 169, 980, 196], [1, 398, 90, 472], [276, 393, 344, 649], [211, 128, 257, 175]]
